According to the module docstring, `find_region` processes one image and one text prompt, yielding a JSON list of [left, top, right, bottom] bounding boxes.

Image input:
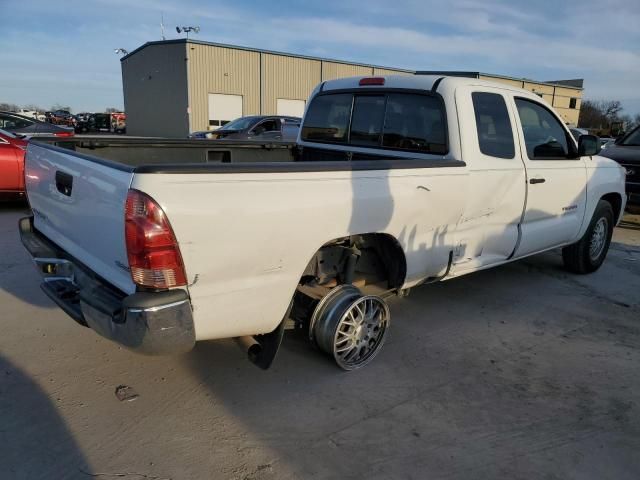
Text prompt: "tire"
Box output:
[[310, 285, 390, 370], [562, 200, 614, 274]]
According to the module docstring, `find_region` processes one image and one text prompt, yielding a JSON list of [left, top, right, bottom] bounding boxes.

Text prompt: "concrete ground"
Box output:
[[1, 202, 639, 480]]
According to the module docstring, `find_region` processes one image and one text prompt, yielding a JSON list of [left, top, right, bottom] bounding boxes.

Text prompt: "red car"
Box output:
[[0, 129, 28, 199]]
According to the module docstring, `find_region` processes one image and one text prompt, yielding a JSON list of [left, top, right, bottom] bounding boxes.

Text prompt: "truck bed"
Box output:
[[33, 136, 298, 168], [30, 136, 454, 174]]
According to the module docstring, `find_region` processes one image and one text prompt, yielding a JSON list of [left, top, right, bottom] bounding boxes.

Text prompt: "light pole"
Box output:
[[176, 26, 200, 39], [114, 48, 129, 56]]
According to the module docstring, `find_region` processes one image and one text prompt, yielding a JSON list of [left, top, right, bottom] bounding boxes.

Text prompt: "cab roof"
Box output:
[[317, 74, 551, 102]]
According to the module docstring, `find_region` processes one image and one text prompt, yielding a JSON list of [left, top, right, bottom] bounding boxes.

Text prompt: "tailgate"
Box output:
[[25, 142, 136, 294]]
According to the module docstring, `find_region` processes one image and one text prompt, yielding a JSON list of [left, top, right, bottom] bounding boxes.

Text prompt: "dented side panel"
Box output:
[[131, 166, 469, 341]]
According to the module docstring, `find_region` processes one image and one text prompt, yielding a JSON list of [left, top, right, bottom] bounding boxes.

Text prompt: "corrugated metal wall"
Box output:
[[187, 44, 261, 132], [321, 62, 373, 80], [123, 41, 585, 134], [480, 75, 583, 126], [123, 41, 416, 134], [185, 43, 410, 131], [480, 76, 523, 89], [261, 54, 321, 114], [374, 67, 412, 76], [121, 43, 189, 137]]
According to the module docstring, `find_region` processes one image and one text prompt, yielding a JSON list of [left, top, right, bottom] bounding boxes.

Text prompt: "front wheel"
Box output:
[[562, 200, 614, 274]]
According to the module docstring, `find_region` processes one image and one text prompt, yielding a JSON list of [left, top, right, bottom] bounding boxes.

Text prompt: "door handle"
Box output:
[[55, 171, 73, 196], [529, 178, 546, 185]]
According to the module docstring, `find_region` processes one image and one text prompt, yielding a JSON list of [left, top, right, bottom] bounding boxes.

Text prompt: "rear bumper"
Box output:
[[19, 216, 195, 355]]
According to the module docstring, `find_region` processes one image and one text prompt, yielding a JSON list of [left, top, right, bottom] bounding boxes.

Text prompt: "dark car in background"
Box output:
[[0, 111, 74, 137], [190, 115, 301, 141], [75, 112, 126, 134], [47, 110, 76, 127], [599, 125, 640, 207]]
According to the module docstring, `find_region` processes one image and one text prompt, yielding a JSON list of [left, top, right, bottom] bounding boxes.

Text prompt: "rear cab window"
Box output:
[[350, 96, 385, 147], [471, 92, 515, 159], [300, 94, 352, 144], [300, 91, 447, 156]]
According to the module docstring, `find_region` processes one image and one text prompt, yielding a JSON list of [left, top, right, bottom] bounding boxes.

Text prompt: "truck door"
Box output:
[[511, 97, 587, 257], [451, 86, 526, 273]]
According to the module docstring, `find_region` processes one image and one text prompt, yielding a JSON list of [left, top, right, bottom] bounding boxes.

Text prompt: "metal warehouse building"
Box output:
[[120, 39, 583, 137], [418, 71, 583, 126], [120, 39, 412, 137]]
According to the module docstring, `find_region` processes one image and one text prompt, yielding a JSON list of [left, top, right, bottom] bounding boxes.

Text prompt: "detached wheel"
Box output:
[[311, 285, 390, 370], [562, 200, 614, 274]]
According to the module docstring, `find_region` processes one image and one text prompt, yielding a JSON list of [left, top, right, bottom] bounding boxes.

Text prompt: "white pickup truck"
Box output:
[[20, 75, 626, 370]]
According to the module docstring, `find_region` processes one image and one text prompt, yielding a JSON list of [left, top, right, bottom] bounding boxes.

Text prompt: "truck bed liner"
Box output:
[[31, 137, 464, 174]]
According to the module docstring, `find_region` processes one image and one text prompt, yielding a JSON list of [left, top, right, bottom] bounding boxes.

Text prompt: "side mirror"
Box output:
[[578, 134, 600, 156]]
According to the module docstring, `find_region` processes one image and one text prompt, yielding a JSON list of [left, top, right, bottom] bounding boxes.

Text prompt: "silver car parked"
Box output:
[[190, 116, 301, 141]]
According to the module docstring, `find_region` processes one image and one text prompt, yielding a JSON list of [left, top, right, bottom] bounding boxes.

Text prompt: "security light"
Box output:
[[176, 26, 200, 39]]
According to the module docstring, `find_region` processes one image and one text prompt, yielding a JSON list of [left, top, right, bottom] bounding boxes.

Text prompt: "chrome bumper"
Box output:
[[19, 216, 195, 355]]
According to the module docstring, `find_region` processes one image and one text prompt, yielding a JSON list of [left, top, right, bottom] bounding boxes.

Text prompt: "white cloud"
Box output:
[[1, 0, 638, 113]]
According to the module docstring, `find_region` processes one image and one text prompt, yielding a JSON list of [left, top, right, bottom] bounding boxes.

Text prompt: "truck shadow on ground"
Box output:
[[0, 354, 91, 478], [180, 161, 638, 477], [619, 218, 640, 231], [182, 242, 640, 479], [0, 201, 56, 309]]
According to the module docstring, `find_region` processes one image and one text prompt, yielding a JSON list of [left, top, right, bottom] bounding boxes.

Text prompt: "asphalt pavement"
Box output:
[[1, 202, 639, 480]]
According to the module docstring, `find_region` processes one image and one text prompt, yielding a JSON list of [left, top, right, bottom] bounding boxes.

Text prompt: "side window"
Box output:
[[0, 115, 15, 128], [471, 92, 515, 159], [350, 96, 385, 147], [0, 114, 30, 129], [253, 119, 279, 135], [382, 94, 446, 154], [515, 98, 569, 159], [301, 94, 352, 143]]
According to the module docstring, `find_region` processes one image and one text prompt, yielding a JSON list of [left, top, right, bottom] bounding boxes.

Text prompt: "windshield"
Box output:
[[218, 117, 258, 131], [621, 126, 640, 146]]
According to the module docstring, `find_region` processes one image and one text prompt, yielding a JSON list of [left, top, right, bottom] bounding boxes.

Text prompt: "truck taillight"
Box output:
[[125, 189, 187, 289]]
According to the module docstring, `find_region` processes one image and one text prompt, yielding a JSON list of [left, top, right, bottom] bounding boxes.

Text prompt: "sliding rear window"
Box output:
[[300, 94, 352, 143], [301, 91, 447, 155]]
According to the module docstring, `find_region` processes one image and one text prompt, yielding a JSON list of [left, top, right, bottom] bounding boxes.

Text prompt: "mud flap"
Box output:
[[248, 301, 291, 370]]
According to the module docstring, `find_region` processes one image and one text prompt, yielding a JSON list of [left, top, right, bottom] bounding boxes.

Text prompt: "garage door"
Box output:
[[277, 98, 306, 117], [208, 94, 243, 130]]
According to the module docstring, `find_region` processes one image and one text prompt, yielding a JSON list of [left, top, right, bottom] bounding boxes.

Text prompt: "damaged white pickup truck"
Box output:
[[20, 75, 626, 370]]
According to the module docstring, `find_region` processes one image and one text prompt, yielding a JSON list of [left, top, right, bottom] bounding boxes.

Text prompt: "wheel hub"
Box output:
[[311, 286, 390, 370], [589, 217, 608, 261]]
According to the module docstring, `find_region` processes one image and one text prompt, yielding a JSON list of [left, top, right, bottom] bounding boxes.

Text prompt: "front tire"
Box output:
[[562, 200, 614, 274]]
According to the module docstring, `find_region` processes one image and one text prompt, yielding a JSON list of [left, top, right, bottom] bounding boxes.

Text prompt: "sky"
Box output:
[[1, 0, 639, 115]]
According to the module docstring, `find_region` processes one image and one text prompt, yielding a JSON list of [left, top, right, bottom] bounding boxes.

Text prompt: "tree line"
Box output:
[[0, 103, 121, 114], [578, 100, 640, 133]]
